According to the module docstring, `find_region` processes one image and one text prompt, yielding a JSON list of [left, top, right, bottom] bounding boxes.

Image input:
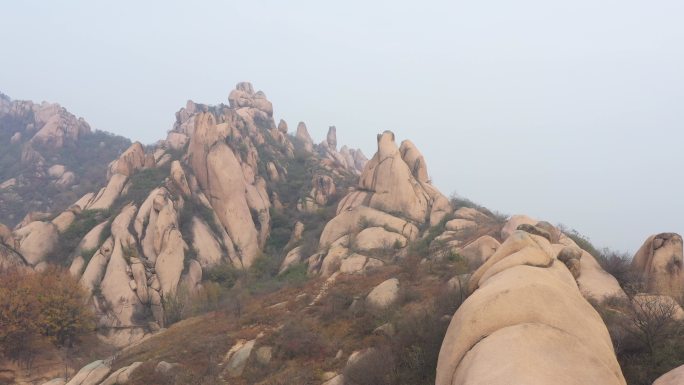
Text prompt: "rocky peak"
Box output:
[[326, 126, 337, 150], [632, 232, 684, 297]]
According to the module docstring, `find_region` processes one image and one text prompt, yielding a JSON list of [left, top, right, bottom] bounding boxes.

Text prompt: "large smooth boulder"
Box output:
[[631, 233, 684, 297], [366, 278, 400, 310], [13, 221, 59, 265], [436, 230, 626, 385], [354, 227, 407, 252], [654, 364, 684, 385], [500, 214, 537, 240], [65, 360, 110, 385]]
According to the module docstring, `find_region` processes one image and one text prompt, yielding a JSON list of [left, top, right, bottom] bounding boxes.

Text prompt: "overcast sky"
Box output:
[[2, 0, 682, 253]]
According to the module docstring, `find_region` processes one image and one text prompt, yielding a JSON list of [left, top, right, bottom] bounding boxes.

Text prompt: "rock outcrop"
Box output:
[[631, 233, 684, 297], [436, 230, 626, 385], [655, 364, 684, 385], [309, 131, 452, 276], [0, 93, 130, 225]]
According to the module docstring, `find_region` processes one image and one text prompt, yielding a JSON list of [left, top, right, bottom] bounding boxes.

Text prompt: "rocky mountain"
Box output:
[[0, 93, 131, 226], [1, 83, 683, 385]]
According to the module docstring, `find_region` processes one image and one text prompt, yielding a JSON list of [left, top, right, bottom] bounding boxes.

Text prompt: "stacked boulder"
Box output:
[[308, 131, 452, 276], [436, 229, 627, 385], [631, 233, 684, 298]]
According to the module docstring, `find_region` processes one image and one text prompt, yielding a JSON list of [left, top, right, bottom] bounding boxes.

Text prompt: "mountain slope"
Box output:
[[0, 93, 131, 225]]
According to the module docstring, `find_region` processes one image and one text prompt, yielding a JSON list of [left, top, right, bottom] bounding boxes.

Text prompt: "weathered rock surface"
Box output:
[[311, 131, 450, 276], [224, 339, 256, 378], [654, 364, 684, 385], [13, 221, 59, 265], [631, 233, 684, 297], [455, 235, 501, 266], [500, 214, 537, 240], [99, 362, 142, 385], [366, 278, 400, 310], [64, 360, 110, 385], [436, 230, 626, 385]]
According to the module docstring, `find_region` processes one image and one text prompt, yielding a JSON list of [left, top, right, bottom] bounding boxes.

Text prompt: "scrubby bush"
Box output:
[[0, 267, 95, 373], [597, 295, 684, 385], [273, 317, 328, 359]]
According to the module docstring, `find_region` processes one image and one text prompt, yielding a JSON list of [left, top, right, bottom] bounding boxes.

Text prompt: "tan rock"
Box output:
[[100, 362, 142, 385], [170, 160, 191, 196], [65, 360, 110, 385], [192, 217, 222, 268], [654, 364, 684, 385], [320, 206, 419, 248], [69, 256, 86, 278], [456, 235, 501, 266], [453, 207, 491, 222], [108, 142, 147, 178], [87, 173, 128, 210], [557, 235, 627, 301], [399, 140, 429, 183], [354, 227, 407, 252], [632, 294, 684, 321], [500, 214, 537, 240], [631, 233, 684, 297], [445, 219, 477, 232], [295, 122, 314, 153], [155, 229, 186, 296], [13, 221, 59, 265], [52, 210, 76, 233], [366, 278, 399, 310], [189, 112, 260, 268], [436, 230, 626, 385], [48, 164, 66, 178]]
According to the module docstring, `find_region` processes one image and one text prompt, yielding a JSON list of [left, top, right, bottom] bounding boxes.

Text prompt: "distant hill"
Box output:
[[0, 93, 131, 226]]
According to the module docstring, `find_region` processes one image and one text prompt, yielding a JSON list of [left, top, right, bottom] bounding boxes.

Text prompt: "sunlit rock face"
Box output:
[[631, 233, 684, 297], [436, 230, 627, 385]]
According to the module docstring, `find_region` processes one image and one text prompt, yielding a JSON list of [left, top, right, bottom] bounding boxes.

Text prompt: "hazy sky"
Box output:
[[2, 0, 682, 253]]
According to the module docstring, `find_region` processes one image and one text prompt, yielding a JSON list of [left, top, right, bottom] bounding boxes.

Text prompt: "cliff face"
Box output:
[[0, 93, 131, 225]]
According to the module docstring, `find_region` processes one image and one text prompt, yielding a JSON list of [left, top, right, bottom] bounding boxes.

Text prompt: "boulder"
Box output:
[[188, 112, 261, 268], [100, 362, 142, 385], [354, 227, 407, 252], [108, 142, 147, 178], [456, 235, 501, 266], [224, 339, 256, 378], [170, 160, 191, 196], [366, 278, 400, 310], [436, 230, 626, 385], [557, 235, 627, 301], [654, 364, 684, 385], [52, 210, 76, 233], [192, 217, 222, 268], [500, 214, 537, 240], [445, 219, 477, 232], [631, 233, 684, 297], [155, 361, 179, 374], [295, 122, 314, 153], [65, 360, 110, 385], [13, 221, 59, 265], [87, 173, 128, 210]]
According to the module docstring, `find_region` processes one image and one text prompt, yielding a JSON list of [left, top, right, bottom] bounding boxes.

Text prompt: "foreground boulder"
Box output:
[[631, 233, 684, 297], [654, 364, 684, 385], [436, 230, 626, 385]]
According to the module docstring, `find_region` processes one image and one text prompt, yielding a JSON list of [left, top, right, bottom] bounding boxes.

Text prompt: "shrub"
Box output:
[[273, 317, 328, 360], [0, 267, 95, 372], [205, 262, 239, 289]]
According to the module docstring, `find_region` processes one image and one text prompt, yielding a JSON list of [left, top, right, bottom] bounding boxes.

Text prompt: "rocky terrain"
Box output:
[[1, 83, 683, 385], [0, 93, 131, 226]]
